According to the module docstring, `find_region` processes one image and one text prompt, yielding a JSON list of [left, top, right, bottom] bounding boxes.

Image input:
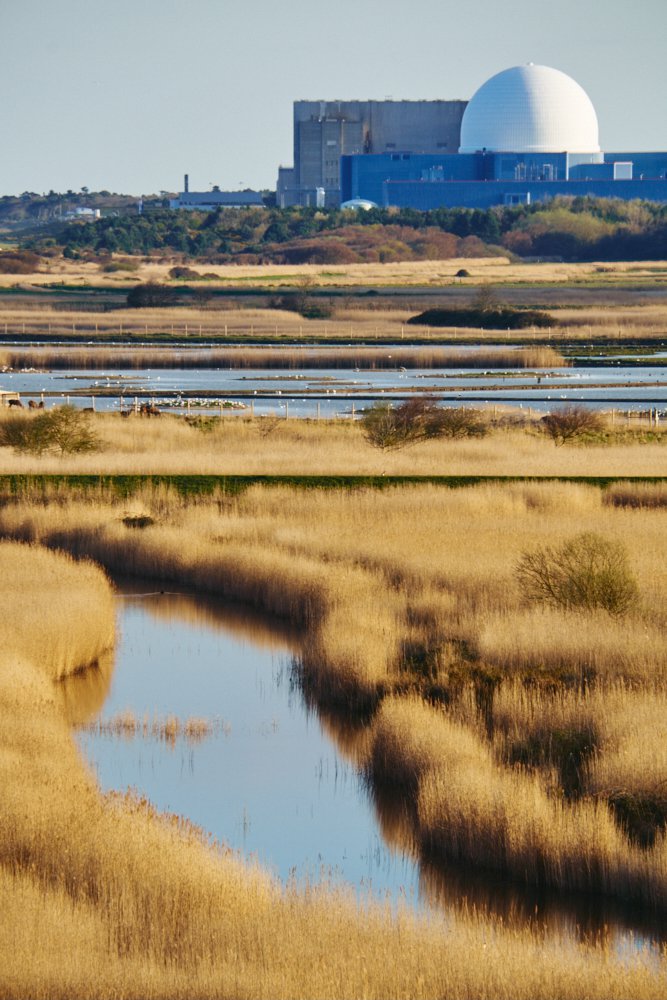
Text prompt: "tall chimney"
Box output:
[[184, 173, 189, 193]]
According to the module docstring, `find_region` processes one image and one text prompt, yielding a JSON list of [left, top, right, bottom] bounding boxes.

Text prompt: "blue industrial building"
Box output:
[[339, 66, 667, 210]]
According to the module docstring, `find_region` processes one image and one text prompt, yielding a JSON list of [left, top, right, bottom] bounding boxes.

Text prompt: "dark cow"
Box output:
[[139, 402, 161, 417], [7, 398, 23, 408], [28, 400, 45, 409]]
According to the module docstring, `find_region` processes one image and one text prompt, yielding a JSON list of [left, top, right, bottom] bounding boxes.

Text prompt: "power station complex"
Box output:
[[277, 65, 667, 211]]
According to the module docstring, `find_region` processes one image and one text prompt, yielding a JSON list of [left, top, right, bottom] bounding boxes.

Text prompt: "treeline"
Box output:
[[22, 195, 667, 263]]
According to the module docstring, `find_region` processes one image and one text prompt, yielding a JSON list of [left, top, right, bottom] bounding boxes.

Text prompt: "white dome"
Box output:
[[459, 64, 600, 155], [340, 198, 377, 211]]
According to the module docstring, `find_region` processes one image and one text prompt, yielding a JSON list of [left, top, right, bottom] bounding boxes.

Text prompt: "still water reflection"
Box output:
[[70, 581, 667, 953], [75, 581, 419, 901]]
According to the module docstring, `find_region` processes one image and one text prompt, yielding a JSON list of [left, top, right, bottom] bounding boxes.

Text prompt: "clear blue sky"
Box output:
[[1, 0, 665, 196]]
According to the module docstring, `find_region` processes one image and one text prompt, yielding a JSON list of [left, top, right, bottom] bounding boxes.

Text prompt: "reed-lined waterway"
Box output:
[[3, 357, 667, 415], [70, 581, 667, 955]]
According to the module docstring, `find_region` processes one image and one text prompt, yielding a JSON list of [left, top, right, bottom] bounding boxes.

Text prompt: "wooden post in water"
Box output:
[[285, 400, 289, 420], [317, 401, 321, 421]]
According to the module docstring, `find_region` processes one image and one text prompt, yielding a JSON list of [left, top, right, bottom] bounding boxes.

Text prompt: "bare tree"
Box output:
[[541, 405, 604, 446]]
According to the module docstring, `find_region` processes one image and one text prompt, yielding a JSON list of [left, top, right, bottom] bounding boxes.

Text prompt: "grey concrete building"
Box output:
[[278, 99, 467, 208]]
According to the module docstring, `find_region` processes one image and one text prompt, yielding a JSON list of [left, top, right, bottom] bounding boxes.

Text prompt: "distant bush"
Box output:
[[516, 532, 638, 617], [361, 398, 486, 450], [431, 406, 488, 438], [0, 406, 100, 456], [168, 266, 202, 280], [272, 291, 334, 319], [126, 282, 178, 308], [0, 250, 40, 274], [541, 405, 605, 446], [102, 258, 140, 273], [407, 307, 553, 330]]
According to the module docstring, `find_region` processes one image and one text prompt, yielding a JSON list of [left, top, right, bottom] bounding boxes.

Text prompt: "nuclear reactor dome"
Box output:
[[459, 64, 600, 155]]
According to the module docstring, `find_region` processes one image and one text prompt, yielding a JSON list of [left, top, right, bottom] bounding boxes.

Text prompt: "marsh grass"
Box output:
[[82, 710, 231, 744], [0, 412, 665, 477], [6, 551, 666, 997], [4, 479, 667, 996], [0, 343, 567, 370]]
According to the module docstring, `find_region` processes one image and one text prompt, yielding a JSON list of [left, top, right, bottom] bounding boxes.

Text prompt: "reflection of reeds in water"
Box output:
[[56, 649, 114, 727], [117, 584, 302, 653], [82, 710, 230, 746]]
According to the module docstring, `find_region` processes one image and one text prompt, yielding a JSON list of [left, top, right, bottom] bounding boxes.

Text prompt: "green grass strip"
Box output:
[[1, 474, 667, 499]]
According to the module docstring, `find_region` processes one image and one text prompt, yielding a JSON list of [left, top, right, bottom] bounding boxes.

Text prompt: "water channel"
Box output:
[[2, 351, 667, 415], [67, 580, 667, 956]]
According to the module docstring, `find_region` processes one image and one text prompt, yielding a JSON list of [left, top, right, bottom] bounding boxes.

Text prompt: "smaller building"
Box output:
[[170, 177, 264, 211]]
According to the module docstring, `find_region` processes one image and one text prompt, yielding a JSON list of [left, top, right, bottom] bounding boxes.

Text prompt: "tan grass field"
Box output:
[[4, 255, 667, 289], [5, 538, 666, 997], [0, 410, 665, 476], [2, 297, 666, 343]]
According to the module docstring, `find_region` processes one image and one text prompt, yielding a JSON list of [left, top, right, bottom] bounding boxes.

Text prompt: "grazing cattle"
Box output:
[[139, 402, 161, 417], [28, 400, 45, 409], [120, 409, 132, 418], [7, 398, 23, 408]]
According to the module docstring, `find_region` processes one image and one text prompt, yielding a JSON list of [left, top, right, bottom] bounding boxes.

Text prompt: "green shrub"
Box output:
[[407, 307, 553, 329], [126, 282, 178, 308], [516, 532, 639, 617], [0, 407, 100, 456]]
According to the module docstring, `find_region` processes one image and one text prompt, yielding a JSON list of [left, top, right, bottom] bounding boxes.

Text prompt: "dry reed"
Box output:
[[6, 545, 666, 997], [0, 411, 665, 477]]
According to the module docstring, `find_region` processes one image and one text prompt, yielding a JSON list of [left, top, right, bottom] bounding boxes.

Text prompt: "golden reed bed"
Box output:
[[4, 535, 665, 997], [0, 411, 665, 476]]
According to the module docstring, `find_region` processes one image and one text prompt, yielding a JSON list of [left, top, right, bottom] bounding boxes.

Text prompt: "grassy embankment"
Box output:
[[5, 535, 666, 997]]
